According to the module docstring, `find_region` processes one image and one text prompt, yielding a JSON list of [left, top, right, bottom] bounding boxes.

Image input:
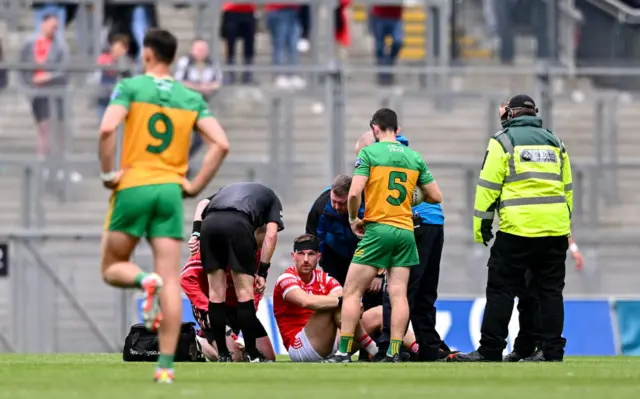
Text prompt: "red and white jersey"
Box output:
[[273, 266, 342, 350], [180, 251, 263, 311]]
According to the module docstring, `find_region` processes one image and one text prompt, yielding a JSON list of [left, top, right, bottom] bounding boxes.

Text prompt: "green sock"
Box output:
[[338, 334, 354, 354], [157, 354, 174, 369], [387, 339, 403, 357], [133, 272, 148, 289]]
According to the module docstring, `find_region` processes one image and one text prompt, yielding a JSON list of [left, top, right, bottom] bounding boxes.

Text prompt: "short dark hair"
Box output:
[[143, 28, 178, 64], [370, 108, 398, 133], [294, 233, 317, 244], [331, 174, 352, 197], [42, 13, 58, 22], [109, 34, 130, 48], [512, 107, 537, 118]]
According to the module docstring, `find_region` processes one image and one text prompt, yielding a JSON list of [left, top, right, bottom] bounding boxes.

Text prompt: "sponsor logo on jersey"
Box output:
[[110, 89, 119, 101], [354, 158, 362, 168]]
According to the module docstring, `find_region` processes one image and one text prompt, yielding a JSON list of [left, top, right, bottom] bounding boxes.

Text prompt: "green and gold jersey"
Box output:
[[109, 74, 213, 191], [354, 141, 433, 230]]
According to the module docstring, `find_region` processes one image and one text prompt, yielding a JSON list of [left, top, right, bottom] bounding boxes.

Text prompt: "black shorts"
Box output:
[[191, 305, 267, 338], [200, 210, 257, 275], [31, 96, 64, 123]]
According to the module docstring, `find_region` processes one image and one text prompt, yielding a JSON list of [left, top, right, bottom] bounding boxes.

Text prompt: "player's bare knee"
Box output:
[[231, 271, 255, 302]]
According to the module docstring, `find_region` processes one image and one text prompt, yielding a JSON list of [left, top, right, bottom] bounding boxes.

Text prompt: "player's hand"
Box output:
[[254, 276, 266, 294], [367, 277, 382, 293], [188, 235, 200, 255], [572, 250, 584, 270], [181, 178, 199, 198], [33, 73, 51, 84], [102, 169, 124, 190], [350, 218, 365, 238]]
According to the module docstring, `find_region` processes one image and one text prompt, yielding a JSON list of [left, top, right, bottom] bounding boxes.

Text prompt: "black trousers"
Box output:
[[221, 11, 256, 65], [478, 231, 567, 361], [379, 224, 444, 361], [512, 269, 542, 356]]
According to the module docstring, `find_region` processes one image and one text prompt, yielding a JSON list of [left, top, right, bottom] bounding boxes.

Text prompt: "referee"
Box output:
[[195, 182, 285, 362], [448, 94, 572, 362]]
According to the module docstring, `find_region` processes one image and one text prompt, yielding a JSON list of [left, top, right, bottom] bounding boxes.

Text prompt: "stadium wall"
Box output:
[[136, 297, 640, 357]]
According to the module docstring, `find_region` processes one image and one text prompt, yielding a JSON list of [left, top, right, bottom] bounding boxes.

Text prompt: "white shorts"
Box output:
[[288, 328, 337, 362]]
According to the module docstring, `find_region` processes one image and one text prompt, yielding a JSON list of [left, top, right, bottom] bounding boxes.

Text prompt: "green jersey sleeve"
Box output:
[[196, 95, 214, 121], [417, 156, 434, 185], [354, 148, 371, 177], [108, 79, 132, 109]]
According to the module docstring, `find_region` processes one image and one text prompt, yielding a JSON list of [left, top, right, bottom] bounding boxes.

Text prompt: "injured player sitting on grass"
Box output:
[[180, 226, 275, 362], [273, 233, 419, 362]]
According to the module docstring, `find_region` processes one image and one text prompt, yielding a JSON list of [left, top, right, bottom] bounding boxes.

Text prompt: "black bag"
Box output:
[[122, 322, 206, 362]]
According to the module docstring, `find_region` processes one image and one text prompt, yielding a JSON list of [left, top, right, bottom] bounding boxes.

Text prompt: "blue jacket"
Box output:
[[305, 187, 365, 260], [396, 134, 445, 225]]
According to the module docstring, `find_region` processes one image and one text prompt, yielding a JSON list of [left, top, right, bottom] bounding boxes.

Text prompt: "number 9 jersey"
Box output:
[[109, 74, 212, 191]]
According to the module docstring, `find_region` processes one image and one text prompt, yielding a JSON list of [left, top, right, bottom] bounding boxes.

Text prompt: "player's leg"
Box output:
[[102, 188, 164, 332], [147, 184, 187, 381], [200, 213, 231, 360], [191, 307, 219, 361], [331, 224, 389, 361], [228, 218, 265, 361], [362, 305, 416, 354], [385, 227, 419, 360]]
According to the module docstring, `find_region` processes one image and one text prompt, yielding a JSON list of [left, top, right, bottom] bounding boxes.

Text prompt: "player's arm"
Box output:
[[473, 138, 507, 243], [417, 157, 443, 204], [326, 277, 343, 297], [258, 197, 285, 277], [188, 99, 230, 196], [350, 149, 370, 221], [99, 81, 130, 178], [285, 287, 341, 310]]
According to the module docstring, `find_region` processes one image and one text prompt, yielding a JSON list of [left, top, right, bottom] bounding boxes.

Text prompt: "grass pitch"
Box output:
[[1, 355, 639, 399]]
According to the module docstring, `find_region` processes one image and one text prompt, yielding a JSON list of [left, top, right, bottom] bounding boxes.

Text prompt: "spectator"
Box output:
[[0, 40, 7, 91], [335, 0, 351, 61], [221, 2, 257, 84], [174, 38, 223, 178], [369, 5, 404, 85], [19, 14, 68, 159], [92, 34, 131, 122], [265, 3, 305, 89], [32, 2, 67, 39], [298, 4, 311, 53]]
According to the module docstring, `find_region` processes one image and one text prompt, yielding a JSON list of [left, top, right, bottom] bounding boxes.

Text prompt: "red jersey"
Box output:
[[273, 266, 342, 350], [265, 3, 299, 11], [371, 5, 403, 19], [223, 2, 256, 12], [180, 251, 262, 310]]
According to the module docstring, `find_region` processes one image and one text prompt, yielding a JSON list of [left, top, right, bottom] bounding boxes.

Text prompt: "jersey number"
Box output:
[[386, 171, 407, 206], [146, 112, 174, 154]]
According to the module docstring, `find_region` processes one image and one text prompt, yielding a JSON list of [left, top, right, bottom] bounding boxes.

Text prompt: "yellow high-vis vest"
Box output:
[[473, 116, 573, 241]]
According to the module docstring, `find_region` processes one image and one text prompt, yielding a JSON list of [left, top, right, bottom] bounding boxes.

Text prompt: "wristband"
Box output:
[[257, 262, 270, 278], [337, 296, 343, 308], [192, 220, 202, 235], [569, 243, 579, 253], [99, 171, 117, 182]]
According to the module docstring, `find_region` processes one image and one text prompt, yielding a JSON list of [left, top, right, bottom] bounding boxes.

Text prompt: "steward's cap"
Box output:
[[508, 94, 537, 111]]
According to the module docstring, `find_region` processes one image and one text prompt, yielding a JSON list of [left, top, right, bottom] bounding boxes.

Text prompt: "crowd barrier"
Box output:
[[136, 296, 640, 356]]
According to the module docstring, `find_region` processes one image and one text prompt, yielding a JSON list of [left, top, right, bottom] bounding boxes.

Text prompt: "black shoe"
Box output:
[[371, 349, 387, 363], [446, 350, 499, 362], [379, 353, 402, 363], [218, 354, 233, 362], [322, 353, 352, 363], [519, 350, 546, 362], [244, 350, 271, 363], [503, 351, 529, 362], [357, 349, 371, 362]]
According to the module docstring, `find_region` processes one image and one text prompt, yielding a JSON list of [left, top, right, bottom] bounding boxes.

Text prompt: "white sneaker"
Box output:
[[274, 75, 290, 88], [289, 76, 306, 89], [297, 38, 310, 53]]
